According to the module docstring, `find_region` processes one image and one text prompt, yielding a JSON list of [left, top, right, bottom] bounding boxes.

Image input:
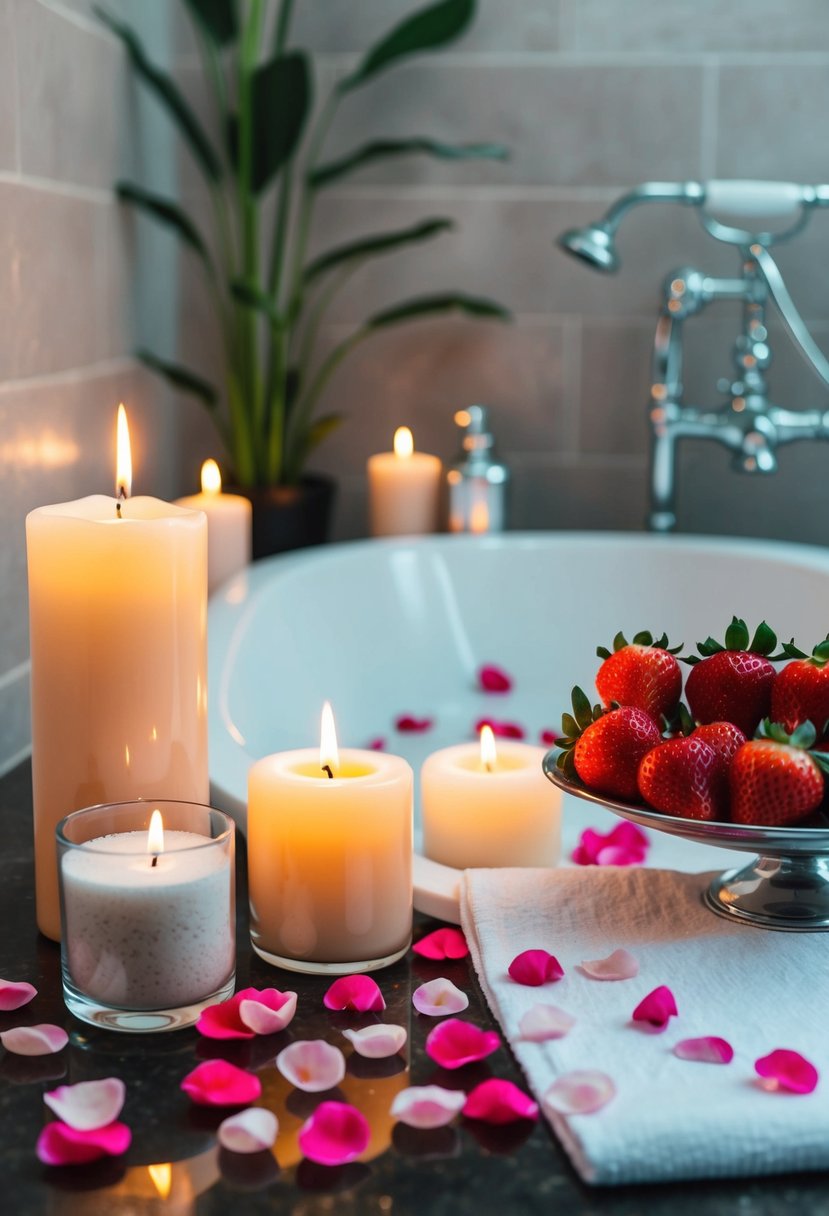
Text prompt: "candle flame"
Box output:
[[148, 809, 164, 857], [320, 701, 340, 775], [393, 426, 414, 459], [116, 404, 132, 499], [201, 458, 222, 495], [469, 499, 490, 534], [147, 1163, 172, 1200], [480, 724, 497, 771]]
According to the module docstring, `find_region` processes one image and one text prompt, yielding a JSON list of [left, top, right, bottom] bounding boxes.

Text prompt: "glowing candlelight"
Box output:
[[115, 403, 132, 502], [394, 426, 414, 459], [480, 724, 497, 772], [320, 701, 340, 777], [200, 459, 222, 495]]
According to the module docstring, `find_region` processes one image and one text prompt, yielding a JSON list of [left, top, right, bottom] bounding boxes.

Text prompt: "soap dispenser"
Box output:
[[446, 405, 509, 533]]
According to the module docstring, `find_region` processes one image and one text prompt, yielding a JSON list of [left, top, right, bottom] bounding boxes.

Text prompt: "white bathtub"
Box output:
[[208, 532, 829, 919]]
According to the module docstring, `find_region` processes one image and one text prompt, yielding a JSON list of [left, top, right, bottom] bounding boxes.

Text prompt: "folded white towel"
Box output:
[[461, 866, 829, 1186]]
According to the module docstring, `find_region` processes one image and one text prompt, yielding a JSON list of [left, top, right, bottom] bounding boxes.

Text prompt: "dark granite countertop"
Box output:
[[1, 760, 828, 1215]]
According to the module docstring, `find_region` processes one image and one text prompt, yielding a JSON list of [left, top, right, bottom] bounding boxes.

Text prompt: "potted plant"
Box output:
[[98, 0, 510, 556]]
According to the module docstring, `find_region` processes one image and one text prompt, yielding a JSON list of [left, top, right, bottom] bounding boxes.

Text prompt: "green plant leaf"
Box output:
[[251, 51, 311, 193], [304, 218, 454, 284], [339, 0, 475, 92], [182, 0, 237, 45], [116, 183, 214, 271], [96, 7, 222, 183], [366, 292, 511, 330], [309, 137, 507, 189], [136, 348, 218, 409], [231, 280, 281, 326]]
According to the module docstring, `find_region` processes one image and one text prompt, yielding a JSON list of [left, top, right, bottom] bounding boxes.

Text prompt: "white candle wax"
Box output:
[[248, 748, 413, 970], [175, 461, 252, 594], [62, 830, 234, 1010], [367, 427, 441, 537], [26, 494, 208, 941], [421, 741, 562, 870]]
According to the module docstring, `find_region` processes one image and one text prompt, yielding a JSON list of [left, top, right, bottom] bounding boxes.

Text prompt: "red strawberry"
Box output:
[[555, 687, 662, 800], [771, 637, 829, 738], [637, 736, 722, 821], [692, 721, 747, 782], [596, 630, 683, 720], [729, 721, 828, 826], [684, 618, 782, 737]]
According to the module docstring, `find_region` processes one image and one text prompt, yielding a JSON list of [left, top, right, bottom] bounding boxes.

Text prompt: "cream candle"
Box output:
[[248, 703, 413, 973], [421, 726, 562, 869], [367, 427, 442, 537], [26, 406, 208, 942], [58, 801, 235, 1032], [175, 459, 252, 594]]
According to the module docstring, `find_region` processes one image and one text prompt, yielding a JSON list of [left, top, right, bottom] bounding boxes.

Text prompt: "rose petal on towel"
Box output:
[[36, 1120, 131, 1166], [478, 665, 513, 693], [674, 1036, 734, 1065], [755, 1049, 819, 1094], [323, 975, 385, 1013], [518, 1004, 576, 1042], [395, 715, 434, 733], [412, 927, 469, 961], [298, 1101, 370, 1166], [44, 1078, 126, 1131], [0, 1024, 68, 1057], [579, 949, 639, 982], [276, 1040, 346, 1093], [0, 980, 37, 1011], [413, 978, 469, 1017], [218, 1108, 279, 1154], [632, 985, 677, 1032], [539, 729, 559, 746], [571, 823, 649, 867], [390, 1086, 467, 1129], [543, 1071, 616, 1116], [508, 949, 564, 987], [180, 1060, 262, 1107], [367, 737, 386, 751], [342, 1024, 407, 1059], [473, 717, 525, 740], [239, 990, 298, 1036], [425, 1019, 501, 1070], [462, 1079, 539, 1125]]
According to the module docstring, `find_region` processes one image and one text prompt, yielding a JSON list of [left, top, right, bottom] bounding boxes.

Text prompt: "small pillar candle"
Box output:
[[247, 704, 413, 973], [367, 427, 441, 537], [175, 459, 252, 595], [421, 726, 562, 869]]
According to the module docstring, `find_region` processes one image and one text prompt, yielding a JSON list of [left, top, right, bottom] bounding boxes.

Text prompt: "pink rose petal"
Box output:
[[323, 975, 385, 1013], [543, 1071, 616, 1115], [276, 1040, 346, 1093], [508, 949, 564, 987], [395, 715, 434, 733], [391, 1085, 467, 1129], [218, 1108, 279, 1154], [0, 1024, 68, 1057], [540, 729, 559, 746], [518, 1004, 576, 1042], [463, 1079, 539, 1125], [180, 1059, 262, 1107], [298, 1100, 370, 1166], [342, 1024, 407, 1059], [755, 1049, 819, 1094], [367, 737, 386, 751], [239, 990, 297, 1036], [425, 1019, 501, 1070], [44, 1078, 126, 1131], [632, 985, 678, 1032], [0, 980, 37, 1011], [36, 1120, 131, 1166], [579, 949, 639, 982], [474, 717, 525, 740], [413, 978, 469, 1017], [674, 1037, 734, 1065], [595, 845, 648, 866], [478, 664, 513, 693], [412, 928, 469, 961], [571, 823, 650, 867]]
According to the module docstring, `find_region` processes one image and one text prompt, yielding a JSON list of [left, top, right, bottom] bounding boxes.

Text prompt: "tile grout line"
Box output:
[[0, 660, 29, 693], [0, 743, 32, 781], [560, 315, 582, 457], [0, 171, 114, 205], [0, 356, 135, 396]]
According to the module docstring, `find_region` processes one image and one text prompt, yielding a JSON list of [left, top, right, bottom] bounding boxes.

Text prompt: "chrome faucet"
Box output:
[[558, 181, 829, 532]]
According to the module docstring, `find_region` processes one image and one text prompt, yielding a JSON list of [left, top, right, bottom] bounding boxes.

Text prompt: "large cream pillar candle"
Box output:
[[421, 727, 562, 870], [248, 704, 413, 973], [367, 427, 441, 537], [26, 410, 208, 942], [175, 459, 252, 595]]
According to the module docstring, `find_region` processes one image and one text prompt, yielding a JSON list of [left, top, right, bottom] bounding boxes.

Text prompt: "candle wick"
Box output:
[[116, 500, 122, 518], [322, 764, 334, 779], [151, 854, 158, 868], [484, 761, 493, 774]]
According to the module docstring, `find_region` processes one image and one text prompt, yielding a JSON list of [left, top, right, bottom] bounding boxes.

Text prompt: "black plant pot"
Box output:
[[232, 475, 336, 560]]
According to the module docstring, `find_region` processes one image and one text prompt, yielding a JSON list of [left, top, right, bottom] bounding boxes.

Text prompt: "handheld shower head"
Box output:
[[557, 223, 619, 273]]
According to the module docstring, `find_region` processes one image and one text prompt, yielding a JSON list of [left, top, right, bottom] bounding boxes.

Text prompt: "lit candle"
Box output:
[[175, 459, 252, 594], [367, 426, 442, 537], [247, 703, 413, 973], [26, 406, 208, 941], [421, 726, 562, 869]]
